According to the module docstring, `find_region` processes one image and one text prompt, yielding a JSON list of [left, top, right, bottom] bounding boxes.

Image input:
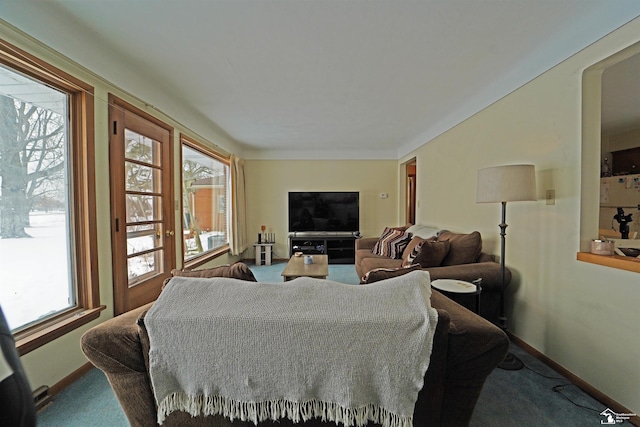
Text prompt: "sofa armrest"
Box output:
[[430, 291, 509, 426], [80, 303, 157, 426], [80, 304, 152, 374], [413, 308, 449, 426], [355, 237, 378, 251]]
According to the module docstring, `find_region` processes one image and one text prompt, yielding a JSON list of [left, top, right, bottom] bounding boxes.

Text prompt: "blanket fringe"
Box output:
[[157, 392, 413, 427]]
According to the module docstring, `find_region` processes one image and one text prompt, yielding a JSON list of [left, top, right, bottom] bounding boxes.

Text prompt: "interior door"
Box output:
[[109, 95, 175, 315], [406, 161, 416, 224]]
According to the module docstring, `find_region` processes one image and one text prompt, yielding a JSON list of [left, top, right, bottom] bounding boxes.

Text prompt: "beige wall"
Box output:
[[244, 160, 399, 259], [400, 16, 640, 414], [0, 22, 241, 390]]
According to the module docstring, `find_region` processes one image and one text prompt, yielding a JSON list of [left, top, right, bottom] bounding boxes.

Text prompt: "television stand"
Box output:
[[289, 233, 357, 264]]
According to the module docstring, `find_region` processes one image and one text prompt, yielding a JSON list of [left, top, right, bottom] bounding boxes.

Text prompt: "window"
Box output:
[[181, 134, 230, 266], [0, 40, 102, 354]]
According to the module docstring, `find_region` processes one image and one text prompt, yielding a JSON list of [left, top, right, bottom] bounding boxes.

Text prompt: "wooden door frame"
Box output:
[[405, 159, 417, 225], [108, 94, 176, 315]]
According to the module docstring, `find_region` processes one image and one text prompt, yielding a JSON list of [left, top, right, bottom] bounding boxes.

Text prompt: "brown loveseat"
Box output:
[[81, 262, 509, 427], [356, 225, 511, 323]]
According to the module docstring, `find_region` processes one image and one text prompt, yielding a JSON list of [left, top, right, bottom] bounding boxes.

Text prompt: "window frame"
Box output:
[[0, 39, 104, 355], [180, 134, 231, 269]]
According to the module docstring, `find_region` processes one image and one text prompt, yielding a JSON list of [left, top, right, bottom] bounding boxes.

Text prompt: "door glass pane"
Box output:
[[123, 126, 167, 288], [124, 129, 160, 166], [128, 251, 163, 285], [127, 224, 163, 255], [126, 194, 162, 222], [125, 161, 161, 193], [0, 65, 74, 331]]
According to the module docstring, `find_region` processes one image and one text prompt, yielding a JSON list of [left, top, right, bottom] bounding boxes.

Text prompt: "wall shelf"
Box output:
[[576, 252, 640, 273]]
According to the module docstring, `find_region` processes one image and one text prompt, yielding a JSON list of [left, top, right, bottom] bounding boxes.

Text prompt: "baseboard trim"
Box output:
[[48, 362, 94, 397], [510, 333, 639, 426]]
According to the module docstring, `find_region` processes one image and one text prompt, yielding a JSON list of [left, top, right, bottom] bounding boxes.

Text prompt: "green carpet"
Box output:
[[36, 263, 632, 426]]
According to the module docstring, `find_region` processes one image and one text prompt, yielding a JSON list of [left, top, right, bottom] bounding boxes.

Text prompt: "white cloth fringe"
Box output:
[[157, 392, 413, 427]]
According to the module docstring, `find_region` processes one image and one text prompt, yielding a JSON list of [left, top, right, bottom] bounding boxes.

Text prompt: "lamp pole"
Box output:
[[499, 201, 508, 331], [476, 164, 536, 371], [497, 200, 524, 370]]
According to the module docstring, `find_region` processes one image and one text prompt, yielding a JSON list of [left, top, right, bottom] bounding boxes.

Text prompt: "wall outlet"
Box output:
[[546, 189, 555, 205]]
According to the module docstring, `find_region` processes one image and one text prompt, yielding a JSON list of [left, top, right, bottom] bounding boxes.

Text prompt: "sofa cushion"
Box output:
[[372, 227, 412, 259], [361, 264, 422, 284], [170, 262, 257, 282], [360, 256, 403, 276], [356, 248, 390, 265], [403, 237, 451, 268], [438, 231, 482, 266]]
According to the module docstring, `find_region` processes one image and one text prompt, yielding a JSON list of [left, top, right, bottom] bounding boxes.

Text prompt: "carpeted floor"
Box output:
[[36, 262, 632, 426]]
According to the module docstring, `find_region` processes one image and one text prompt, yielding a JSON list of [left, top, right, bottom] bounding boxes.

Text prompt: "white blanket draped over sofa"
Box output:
[[144, 270, 438, 427]]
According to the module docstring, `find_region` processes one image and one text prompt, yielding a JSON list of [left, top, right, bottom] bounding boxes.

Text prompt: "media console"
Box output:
[[289, 233, 357, 264]]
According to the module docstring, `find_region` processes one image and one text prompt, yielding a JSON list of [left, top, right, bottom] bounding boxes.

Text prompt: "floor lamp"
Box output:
[[476, 164, 536, 371]]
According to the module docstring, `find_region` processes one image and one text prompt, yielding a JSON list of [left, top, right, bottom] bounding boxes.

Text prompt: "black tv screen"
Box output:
[[289, 192, 359, 232]]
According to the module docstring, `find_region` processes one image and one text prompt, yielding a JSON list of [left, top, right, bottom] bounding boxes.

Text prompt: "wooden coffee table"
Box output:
[[281, 254, 329, 281]]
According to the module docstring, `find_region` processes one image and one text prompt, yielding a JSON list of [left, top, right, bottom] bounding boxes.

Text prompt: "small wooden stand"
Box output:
[[254, 243, 274, 266]]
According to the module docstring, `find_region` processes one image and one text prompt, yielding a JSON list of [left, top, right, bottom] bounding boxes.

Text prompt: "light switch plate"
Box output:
[[546, 189, 555, 205]]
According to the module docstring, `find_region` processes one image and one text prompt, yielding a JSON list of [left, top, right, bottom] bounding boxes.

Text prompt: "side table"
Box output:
[[253, 243, 274, 266], [431, 278, 482, 314]]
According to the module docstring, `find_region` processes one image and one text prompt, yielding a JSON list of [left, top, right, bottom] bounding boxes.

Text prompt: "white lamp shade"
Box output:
[[476, 164, 537, 203]]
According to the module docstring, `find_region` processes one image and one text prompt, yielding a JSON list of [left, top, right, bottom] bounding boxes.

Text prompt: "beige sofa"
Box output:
[[356, 225, 511, 323]]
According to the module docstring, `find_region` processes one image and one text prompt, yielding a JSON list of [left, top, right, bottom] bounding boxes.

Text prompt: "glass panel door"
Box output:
[[109, 95, 175, 314]]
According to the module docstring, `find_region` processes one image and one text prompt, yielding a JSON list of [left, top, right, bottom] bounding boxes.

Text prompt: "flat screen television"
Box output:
[[288, 192, 359, 233]]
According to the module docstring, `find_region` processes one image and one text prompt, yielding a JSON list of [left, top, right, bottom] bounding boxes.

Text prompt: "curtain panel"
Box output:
[[229, 155, 248, 255]]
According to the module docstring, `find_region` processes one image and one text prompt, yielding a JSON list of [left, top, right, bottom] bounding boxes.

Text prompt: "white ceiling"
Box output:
[[1, 0, 640, 159]]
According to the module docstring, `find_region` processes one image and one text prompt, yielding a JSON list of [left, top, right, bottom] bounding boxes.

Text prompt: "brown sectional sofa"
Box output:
[[356, 225, 511, 324], [81, 262, 509, 427]]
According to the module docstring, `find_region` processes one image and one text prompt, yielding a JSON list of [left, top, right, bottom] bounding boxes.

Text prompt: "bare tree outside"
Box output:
[[0, 64, 72, 331], [181, 145, 227, 259], [0, 93, 67, 239]]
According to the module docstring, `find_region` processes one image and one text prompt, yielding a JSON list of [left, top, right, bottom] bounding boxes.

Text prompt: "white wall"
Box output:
[[400, 16, 640, 414]]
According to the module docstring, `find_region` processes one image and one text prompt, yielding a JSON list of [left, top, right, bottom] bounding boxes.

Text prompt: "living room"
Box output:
[[1, 2, 640, 425]]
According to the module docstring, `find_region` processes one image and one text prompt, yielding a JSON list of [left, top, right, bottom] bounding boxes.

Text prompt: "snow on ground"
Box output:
[[0, 212, 72, 331], [0, 212, 228, 331]]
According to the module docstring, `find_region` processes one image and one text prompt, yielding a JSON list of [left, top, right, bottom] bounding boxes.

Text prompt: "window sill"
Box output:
[[576, 252, 640, 273], [15, 305, 106, 356], [184, 244, 231, 270]]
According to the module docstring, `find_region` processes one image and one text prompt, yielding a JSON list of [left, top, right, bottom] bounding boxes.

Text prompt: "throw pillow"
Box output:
[[361, 264, 422, 284], [438, 231, 482, 266], [391, 223, 413, 232], [401, 236, 426, 265], [403, 238, 450, 268], [371, 227, 412, 259]]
